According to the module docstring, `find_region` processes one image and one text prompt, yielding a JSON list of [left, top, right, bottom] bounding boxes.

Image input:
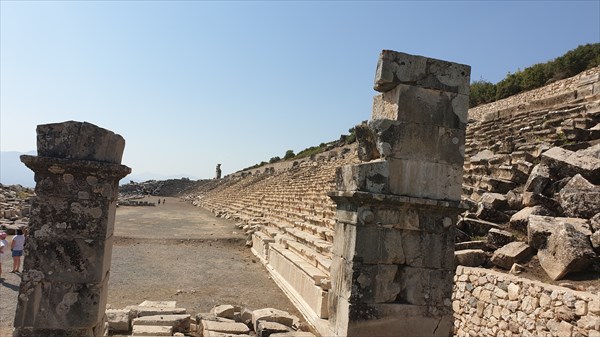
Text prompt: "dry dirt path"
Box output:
[[0, 196, 301, 337]]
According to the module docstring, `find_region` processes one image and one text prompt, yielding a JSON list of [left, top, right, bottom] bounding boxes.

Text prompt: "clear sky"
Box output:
[[1, 1, 599, 181]]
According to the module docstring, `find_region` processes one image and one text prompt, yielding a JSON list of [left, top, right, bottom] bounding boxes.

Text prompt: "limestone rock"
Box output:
[[509, 206, 552, 232], [454, 240, 487, 251], [527, 215, 591, 250], [455, 249, 487, 267], [132, 314, 191, 333], [487, 228, 514, 248], [131, 324, 172, 336], [479, 192, 509, 210], [270, 333, 316, 337], [541, 146, 600, 184], [476, 203, 510, 223], [521, 192, 562, 211], [252, 308, 298, 329], [106, 309, 132, 333], [202, 320, 251, 335], [456, 217, 501, 237], [490, 242, 532, 269], [211, 305, 236, 319], [538, 223, 596, 280], [524, 164, 551, 194], [256, 321, 292, 337], [558, 174, 600, 219]]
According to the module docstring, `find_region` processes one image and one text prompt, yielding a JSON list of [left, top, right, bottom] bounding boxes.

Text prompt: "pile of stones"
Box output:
[[456, 143, 600, 283], [0, 184, 33, 232], [105, 301, 315, 337]]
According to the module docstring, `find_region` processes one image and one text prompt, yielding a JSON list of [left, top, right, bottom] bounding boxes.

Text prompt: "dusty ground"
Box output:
[[0, 196, 301, 337]]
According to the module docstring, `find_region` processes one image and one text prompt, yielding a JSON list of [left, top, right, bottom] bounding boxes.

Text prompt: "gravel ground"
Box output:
[[0, 196, 301, 337]]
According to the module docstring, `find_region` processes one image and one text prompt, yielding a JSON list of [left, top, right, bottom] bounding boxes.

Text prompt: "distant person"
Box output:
[[163, 199, 166, 205], [216, 164, 222, 179], [0, 231, 8, 279], [11, 229, 25, 273], [158, 199, 161, 205]]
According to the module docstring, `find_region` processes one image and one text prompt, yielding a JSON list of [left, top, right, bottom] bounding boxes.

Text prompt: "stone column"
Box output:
[[14, 121, 130, 337], [328, 50, 470, 337]]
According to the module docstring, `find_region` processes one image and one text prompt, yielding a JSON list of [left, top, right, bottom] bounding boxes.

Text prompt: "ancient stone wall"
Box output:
[[469, 67, 600, 121], [453, 266, 599, 337]]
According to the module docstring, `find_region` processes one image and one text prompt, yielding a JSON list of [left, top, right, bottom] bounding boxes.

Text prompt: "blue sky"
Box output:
[[1, 1, 599, 181]]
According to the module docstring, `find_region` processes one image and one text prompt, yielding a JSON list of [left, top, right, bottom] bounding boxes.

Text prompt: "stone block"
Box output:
[[106, 309, 132, 333], [558, 174, 600, 218], [395, 267, 453, 306], [491, 242, 532, 269], [256, 320, 292, 337], [368, 119, 465, 165], [455, 249, 487, 267], [527, 215, 591, 250], [202, 320, 251, 334], [132, 314, 191, 332], [509, 206, 552, 232], [538, 223, 596, 280], [251, 308, 297, 329], [541, 146, 600, 184], [131, 324, 173, 336], [476, 203, 510, 223], [374, 50, 470, 95], [387, 158, 463, 201], [479, 192, 508, 210], [127, 306, 187, 317], [336, 161, 389, 194], [524, 164, 551, 194], [36, 121, 126, 164], [456, 217, 501, 237], [371, 83, 468, 129], [487, 228, 514, 248], [139, 300, 177, 308]]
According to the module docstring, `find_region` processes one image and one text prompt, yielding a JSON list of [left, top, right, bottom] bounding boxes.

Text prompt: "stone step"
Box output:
[[132, 314, 191, 332]]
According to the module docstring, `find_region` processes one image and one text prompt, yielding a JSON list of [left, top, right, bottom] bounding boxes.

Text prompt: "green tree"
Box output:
[[469, 79, 496, 107], [284, 150, 295, 160], [269, 156, 281, 164]]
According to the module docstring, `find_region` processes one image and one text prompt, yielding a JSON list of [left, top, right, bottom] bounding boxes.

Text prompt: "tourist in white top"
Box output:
[[11, 229, 25, 273], [0, 231, 8, 279]]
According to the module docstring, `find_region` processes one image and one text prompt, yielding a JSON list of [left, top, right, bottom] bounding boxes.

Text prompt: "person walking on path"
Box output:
[[0, 231, 8, 279], [11, 229, 25, 273]]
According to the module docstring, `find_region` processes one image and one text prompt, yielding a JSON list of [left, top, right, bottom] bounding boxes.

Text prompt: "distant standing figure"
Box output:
[[0, 231, 8, 279], [216, 164, 222, 179], [158, 199, 161, 205], [163, 199, 166, 205], [11, 229, 25, 273]]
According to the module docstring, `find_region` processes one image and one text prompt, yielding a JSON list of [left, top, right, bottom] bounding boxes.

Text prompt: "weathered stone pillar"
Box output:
[[14, 121, 130, 337], [328, 50, 470, 337]]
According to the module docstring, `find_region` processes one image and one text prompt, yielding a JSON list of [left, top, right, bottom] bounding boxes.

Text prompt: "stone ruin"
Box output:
[[14, 121, 130, 337]]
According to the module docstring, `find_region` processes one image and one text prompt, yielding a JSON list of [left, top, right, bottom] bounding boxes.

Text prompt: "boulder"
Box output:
[[528, 215, 591, 250], [558, 174, 600, 219], [506, 190, 523, 210], [211, 305, 237, 319], [252, 308, 298, 329], [509, 206, 552, 232], [538, 224, 596, 280], [490, 242, 532, 269], [487, 228, 514, 248], [522, 192, 562, 212], [524, 164, 551, 194], [106, 309, 133, 333], [541, 146, 600, 184], [454, 249, 487, 267]]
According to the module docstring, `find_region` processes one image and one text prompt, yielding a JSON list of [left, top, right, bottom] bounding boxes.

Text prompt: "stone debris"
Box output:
[[490, 242, 532, 269], [104, 301, 312, 337]]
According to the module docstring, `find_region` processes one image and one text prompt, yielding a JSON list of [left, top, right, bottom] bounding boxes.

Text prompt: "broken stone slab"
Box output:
[[126, 306, 187, 317], [373, 49, 471, 95], [132, 314, 191, 333], [538, 223, 596, 280], [131, 324, 173, 336], [487, 228, 514, 248], [541, 146, 600, 184], [454, 249, 487, 267], [106, 308, 134, 333], [509, 206, 553, 233], [202, 320, 251, 335], [527, 215, 592, 250], [455, 240, 487, 251], [521, 192, 562, 211], [203, 331, 251, 337], [490, 242, 532, 269], [524, 164, 551, 194], [256, 320, 293, 337], [138, 301, 177, 308], [210, 304, 237, 319], [251, 308, 299, 329], [558, 174, 600, 219]]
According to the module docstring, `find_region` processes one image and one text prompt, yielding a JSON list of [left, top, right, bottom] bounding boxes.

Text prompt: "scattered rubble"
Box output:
[[105, 301, 314, 337], [0, 184, 33, 233]]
